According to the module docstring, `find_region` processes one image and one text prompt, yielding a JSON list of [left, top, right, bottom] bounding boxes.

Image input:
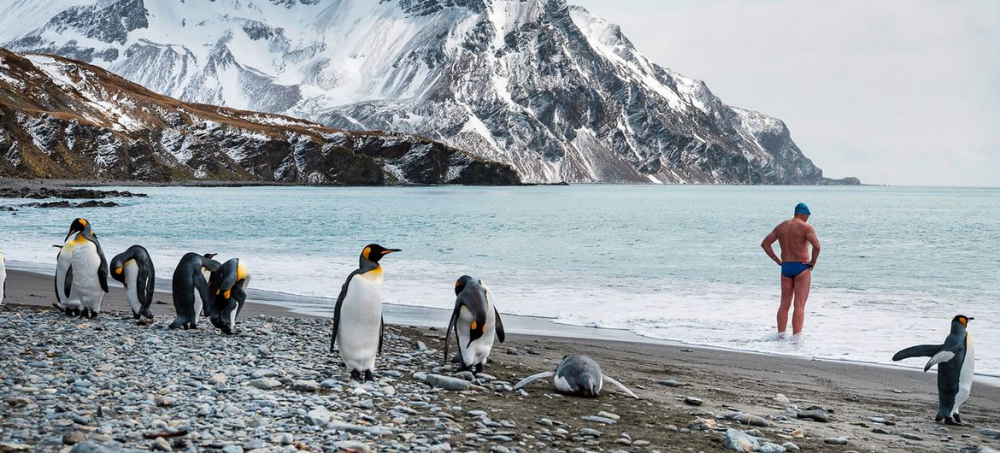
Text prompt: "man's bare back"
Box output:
[[761, 203, 821, 337]]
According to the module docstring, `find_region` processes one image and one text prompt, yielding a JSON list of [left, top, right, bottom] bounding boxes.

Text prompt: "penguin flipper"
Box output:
[[378, 317, 385, 354], [892, 344, 942, 361], [331, 272, 358, 353], [142, 261, 156, 316], [443, 305, 460, 362], [137, 265, 150, 314], [602, 374, 639, 399], [494, 307, 505, 343], [924, 347, 962, 372], [97, 250, 109, 293], [513, 371, 554, 390], [64, 265, 73, 298], [194, 272, 213, 318]]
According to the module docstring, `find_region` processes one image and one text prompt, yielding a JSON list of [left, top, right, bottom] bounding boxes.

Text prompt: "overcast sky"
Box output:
[[572, 0, 1000, 186]]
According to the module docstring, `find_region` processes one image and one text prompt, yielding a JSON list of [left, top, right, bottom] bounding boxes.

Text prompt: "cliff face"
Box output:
[[1, 0, 847, 184], [0, 48, 519, 184]]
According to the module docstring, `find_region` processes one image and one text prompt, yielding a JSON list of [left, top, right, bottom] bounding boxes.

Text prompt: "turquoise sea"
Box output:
[[2, 185, 998, 375]]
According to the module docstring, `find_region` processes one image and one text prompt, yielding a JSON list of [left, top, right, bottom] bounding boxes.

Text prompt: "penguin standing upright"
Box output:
[[110, 245, 156, 322], [330, 244, 400, 382], [207, 258, 251, 335], [55, 219, 109, 318], [169, 253, 221, 330], [444, 275, 505, 374], [893, 315, 976, 425], [0, 250, 6, 307]]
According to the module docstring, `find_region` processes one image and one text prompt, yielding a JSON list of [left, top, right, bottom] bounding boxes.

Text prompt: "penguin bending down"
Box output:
[[444, 276, 505, 374], [331, 244, 400, 382], [54, 219, 109, 318], [893, 315, 975, 425], [196, 253, 218, 317], [513, 355, 639, 399], [110, 245, 156, 322], [0, 250, 6, 307], [169, 253, 221, 330], [207, 258, 251, 335]]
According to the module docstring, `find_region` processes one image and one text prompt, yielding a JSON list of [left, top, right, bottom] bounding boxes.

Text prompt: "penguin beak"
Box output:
[[381, 249, 401, 255]]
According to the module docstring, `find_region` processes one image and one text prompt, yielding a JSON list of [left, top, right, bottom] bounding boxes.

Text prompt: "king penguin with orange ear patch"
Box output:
[[55, 218, 109, 318], [444, 275, 505, 374], [893, 315, 975, 425], [331, 244, 400, 382]]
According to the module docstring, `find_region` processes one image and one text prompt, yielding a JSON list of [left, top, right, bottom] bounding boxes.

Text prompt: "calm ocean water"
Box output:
[[2, 185, 998, 375]]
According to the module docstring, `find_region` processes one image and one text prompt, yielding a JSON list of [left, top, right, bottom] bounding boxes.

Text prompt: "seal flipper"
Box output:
[[893, 344, 942, 361], [513, 371, 555, 390], [602, 374, 639, 399], [494, 307, 505, 343], [64, 265, 73, 298]]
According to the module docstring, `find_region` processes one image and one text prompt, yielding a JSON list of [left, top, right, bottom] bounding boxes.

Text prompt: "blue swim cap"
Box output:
[[795, 202, 811, 216]]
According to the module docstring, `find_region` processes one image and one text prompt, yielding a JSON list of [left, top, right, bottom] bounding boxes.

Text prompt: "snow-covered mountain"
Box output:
[[1, 0, 847, 184], [0, 48, 519, 184]]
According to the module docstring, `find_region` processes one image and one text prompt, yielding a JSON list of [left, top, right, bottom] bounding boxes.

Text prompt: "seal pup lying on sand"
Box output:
[[514, 354, 639, 398]]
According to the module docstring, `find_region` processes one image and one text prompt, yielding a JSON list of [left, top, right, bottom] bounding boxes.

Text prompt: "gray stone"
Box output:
[[981, 429, 1000, 439], [152, 437, 172, 452], [781, 442, 800, 452], [757, 443, 786, 453], [249, 378, 282, 390], [335, 441, 371, 452], [305, 408, 331, 426], [68, 442, 149, 453], [291, 380, 320, 392], [824, 437, 849, 445], [796, 409, 829, 422], [684, 396, 703, 406], [725, 412, 768, 427]]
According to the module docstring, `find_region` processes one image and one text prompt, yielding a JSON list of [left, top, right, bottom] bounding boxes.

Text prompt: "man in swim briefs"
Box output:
[[761, 203, 821, 338]]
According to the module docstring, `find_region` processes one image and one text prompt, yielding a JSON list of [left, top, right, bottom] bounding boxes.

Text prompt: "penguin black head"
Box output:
[[109, 255, 127, 284], [361, 244, 401, 265], [66, 218, 91, 241], [455, 275, 474, 295], [953, 315, 974, 328]]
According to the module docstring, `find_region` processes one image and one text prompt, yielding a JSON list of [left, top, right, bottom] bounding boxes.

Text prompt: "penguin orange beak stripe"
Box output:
[[115, 267, 123, 275], [381, 249, 401, 254]]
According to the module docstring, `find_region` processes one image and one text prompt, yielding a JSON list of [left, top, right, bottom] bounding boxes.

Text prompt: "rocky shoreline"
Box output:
[[0, 179, 146, 212], [2, 303, 1000, 453]]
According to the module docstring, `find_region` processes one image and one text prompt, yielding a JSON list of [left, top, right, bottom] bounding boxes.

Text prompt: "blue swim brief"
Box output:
[[781, 262, 811, 279]]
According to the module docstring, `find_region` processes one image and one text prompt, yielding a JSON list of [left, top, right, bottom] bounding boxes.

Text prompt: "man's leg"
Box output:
[[791, 270, 812, 334], [777, 275, 794, 335]]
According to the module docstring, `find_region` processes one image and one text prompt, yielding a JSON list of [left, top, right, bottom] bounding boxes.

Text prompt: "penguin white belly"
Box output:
[[55, 242, 76, 310], [954, 335, 975, 415], [123, 260, 140, 315], [457, 306, 497, 367], [230, 275, 250, 327], [554, 374, 573, 393], [69, 240, 105, 312], [193, 269, 210, 317], [338, 274, 383, 372]]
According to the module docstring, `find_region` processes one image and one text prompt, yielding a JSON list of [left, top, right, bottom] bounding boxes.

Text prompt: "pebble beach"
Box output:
[[2, 269, 1000, 453]]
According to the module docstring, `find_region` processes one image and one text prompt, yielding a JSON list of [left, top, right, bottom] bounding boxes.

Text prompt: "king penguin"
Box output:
[[55, 219, 109, 318], [207, 258, 251, 335], [444, 275, 505, 374], [169, 253, 221, 330], [330, 244, 400, 382], [893, 315, 976, 425], [110, 245, 156, 322]]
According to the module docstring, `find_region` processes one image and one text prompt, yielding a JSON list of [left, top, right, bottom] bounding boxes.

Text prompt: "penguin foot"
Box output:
[[475, 363, 484, 375], [350, 370, 363, 383], [945, 418, 964, 426], [953, 413, 964, 425], [364, 370, 375, 382]]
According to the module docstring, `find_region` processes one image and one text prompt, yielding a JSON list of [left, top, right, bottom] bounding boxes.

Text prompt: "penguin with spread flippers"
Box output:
[[514, 355, 639, 399], [444, 275, 505, 374], [207, 258, 251, 335], [893, 315, 976, 425], [169, 253, 221, 330], [331, 244, 400, 382], [110, 245, 156, 322], [54, 219, 109, 318]]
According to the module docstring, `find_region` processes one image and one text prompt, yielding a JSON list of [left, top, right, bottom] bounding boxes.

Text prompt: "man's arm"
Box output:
[[806, 226, 821, 269], [760, 227, 782, 266]]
